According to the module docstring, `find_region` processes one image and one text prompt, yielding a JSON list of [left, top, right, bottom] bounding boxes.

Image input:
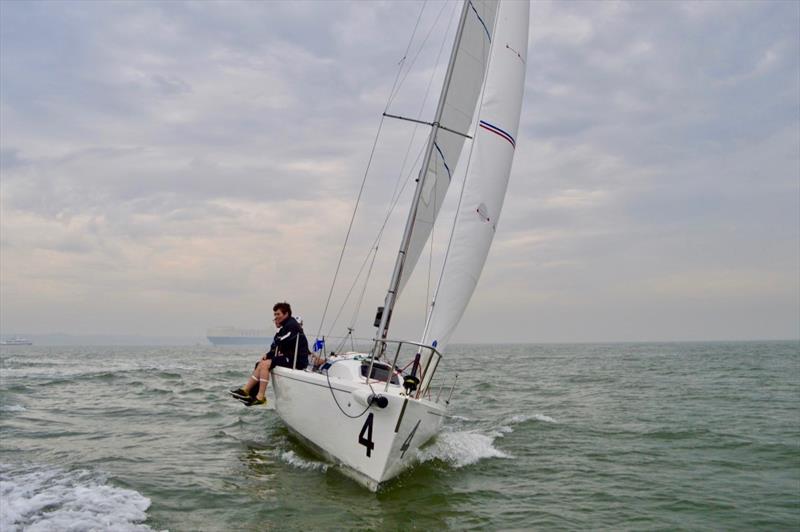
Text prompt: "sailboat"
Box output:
[[270, 0, 529, 491]]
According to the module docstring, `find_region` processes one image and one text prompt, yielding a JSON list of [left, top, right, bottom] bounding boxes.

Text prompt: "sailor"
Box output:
[[230, 302, 310, 406]]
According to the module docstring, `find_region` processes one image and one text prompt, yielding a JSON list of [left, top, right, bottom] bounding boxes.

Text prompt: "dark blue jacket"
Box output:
[[268, 316, 310, 368]]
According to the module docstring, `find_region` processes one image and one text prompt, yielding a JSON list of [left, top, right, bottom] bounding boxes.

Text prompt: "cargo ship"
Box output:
[[0, 337, 33, 346], [206, 327, 271, 346]]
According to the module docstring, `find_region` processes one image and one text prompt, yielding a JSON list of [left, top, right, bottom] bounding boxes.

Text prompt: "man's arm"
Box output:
[[263, 340, 277, 359], [275, 321, 303, 355]]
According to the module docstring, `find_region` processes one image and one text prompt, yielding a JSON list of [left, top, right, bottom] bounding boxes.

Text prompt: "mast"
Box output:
[[375, 0, 472, 348]]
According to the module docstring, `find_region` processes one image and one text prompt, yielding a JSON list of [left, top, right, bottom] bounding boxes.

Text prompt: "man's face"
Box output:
[[273, 308, 288, 327]]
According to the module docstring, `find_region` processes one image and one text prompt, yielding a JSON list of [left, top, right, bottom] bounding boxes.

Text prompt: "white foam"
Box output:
[[487, 414, 558, 437], [490, 425, 514, 438], [0, 404, 26, 412], [0, 464, 154, 532], [415, 431, 511, 468], [510, 413, 557, 424], [279, 451, 328, 472]]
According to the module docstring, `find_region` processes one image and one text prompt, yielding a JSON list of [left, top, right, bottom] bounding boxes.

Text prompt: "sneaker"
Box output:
[[246, 397, 267, 407], [233, 394, 255, 406], [230, 388, 249, 399]]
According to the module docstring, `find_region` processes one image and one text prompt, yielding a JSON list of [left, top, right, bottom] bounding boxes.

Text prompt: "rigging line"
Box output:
[[426, 165, 436, 321], [348, 236, 380, 331], [386, 0, 454, 110], [316, 114, 386, 342], [325, 0, 455, 341], [317, 2, 429, 341], [327, 245, 377, 338], [422, 0, 500, 345], [327, 163, 411, 338], [387, 0, 448, 109], [324, 140, 425, 338], [386, 1, 455, 211], [386, 0, 428, 111], [383, 128, 425, 236], [377, 3, 461, 343], [334, 327, 352, 354], [324, 334, 383, 343], [325, 161, 416, 339], [325, 360, 375, 419], [350, 1, 458, 334], [324, 172, 414, 338]]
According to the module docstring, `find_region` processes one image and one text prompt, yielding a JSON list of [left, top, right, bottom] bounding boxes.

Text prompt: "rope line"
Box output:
[[386, 0, 452, 110], [325, 360, 376, 419]]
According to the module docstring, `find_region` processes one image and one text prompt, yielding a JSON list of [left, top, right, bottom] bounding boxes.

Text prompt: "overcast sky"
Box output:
[[1, 0, 798, 343]]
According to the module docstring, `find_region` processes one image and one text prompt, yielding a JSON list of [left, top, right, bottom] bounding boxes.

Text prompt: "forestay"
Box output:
[[396, 0, 499, 296], [422, 0, 529, 360]]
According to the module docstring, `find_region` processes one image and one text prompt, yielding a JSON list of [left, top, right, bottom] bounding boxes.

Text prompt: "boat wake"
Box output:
[[414, 412, 558, 469], [0, 463, 154, 532], [415, 430, 511, 468], [278, 451, 329, 472], [509, 413, 558, 424]]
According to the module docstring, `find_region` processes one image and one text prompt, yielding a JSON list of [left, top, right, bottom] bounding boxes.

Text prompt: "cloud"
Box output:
[[1, 0, 798, 342]]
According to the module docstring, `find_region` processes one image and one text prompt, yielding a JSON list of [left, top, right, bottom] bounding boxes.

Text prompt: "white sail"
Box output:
[[422, 0, 529, 355], [396, 0, 499, 295]]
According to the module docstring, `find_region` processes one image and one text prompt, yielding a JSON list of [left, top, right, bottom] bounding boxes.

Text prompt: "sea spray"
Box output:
[[278, 451, 329, 473], [0, 463, 153, 532], [415, 430, 511, 468]]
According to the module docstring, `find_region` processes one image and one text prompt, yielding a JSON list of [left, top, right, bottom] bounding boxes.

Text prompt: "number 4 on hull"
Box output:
[[400, 420, 421, 458], [359, 413, 375, 457]]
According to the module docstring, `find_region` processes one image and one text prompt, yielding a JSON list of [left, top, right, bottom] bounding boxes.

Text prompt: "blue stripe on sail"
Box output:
[[433, 142, 452, 180], [479, 119, 516, 148], [469, 1, 492, 42]]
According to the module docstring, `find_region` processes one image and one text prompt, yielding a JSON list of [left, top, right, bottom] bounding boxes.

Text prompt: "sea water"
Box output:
[[1, 342, 798, 530]]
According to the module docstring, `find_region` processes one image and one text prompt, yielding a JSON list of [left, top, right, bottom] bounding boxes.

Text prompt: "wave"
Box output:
[[415, 430, 511, 468], [509, 413, 558, 424], [409, 411, 558, 467], [487, 412, 559, 438], [0, 463, 154, 532], [0, 404, 26, 412], [279, 450, 329, 472]]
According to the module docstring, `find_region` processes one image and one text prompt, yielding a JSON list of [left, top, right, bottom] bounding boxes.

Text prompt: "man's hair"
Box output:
[[273, 301, 292, 317]]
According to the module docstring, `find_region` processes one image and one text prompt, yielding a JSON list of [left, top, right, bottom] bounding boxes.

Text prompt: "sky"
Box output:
[[1, 0, 798, 344]]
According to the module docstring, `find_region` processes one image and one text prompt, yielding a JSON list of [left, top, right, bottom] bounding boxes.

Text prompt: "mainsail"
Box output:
[[422, 0, 529, 356], [395, 0, 500, 296]]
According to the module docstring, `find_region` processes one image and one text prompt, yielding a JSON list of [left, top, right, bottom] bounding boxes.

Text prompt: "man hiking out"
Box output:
[[230, 301, 309, 406]]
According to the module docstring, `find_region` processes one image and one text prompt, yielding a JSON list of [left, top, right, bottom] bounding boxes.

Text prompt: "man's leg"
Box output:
[[241, 362, 262, 395], [256, 359, 273, 400]]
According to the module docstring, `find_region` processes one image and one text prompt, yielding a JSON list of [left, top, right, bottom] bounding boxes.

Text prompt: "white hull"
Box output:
[[272, 358, 446, 491]]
